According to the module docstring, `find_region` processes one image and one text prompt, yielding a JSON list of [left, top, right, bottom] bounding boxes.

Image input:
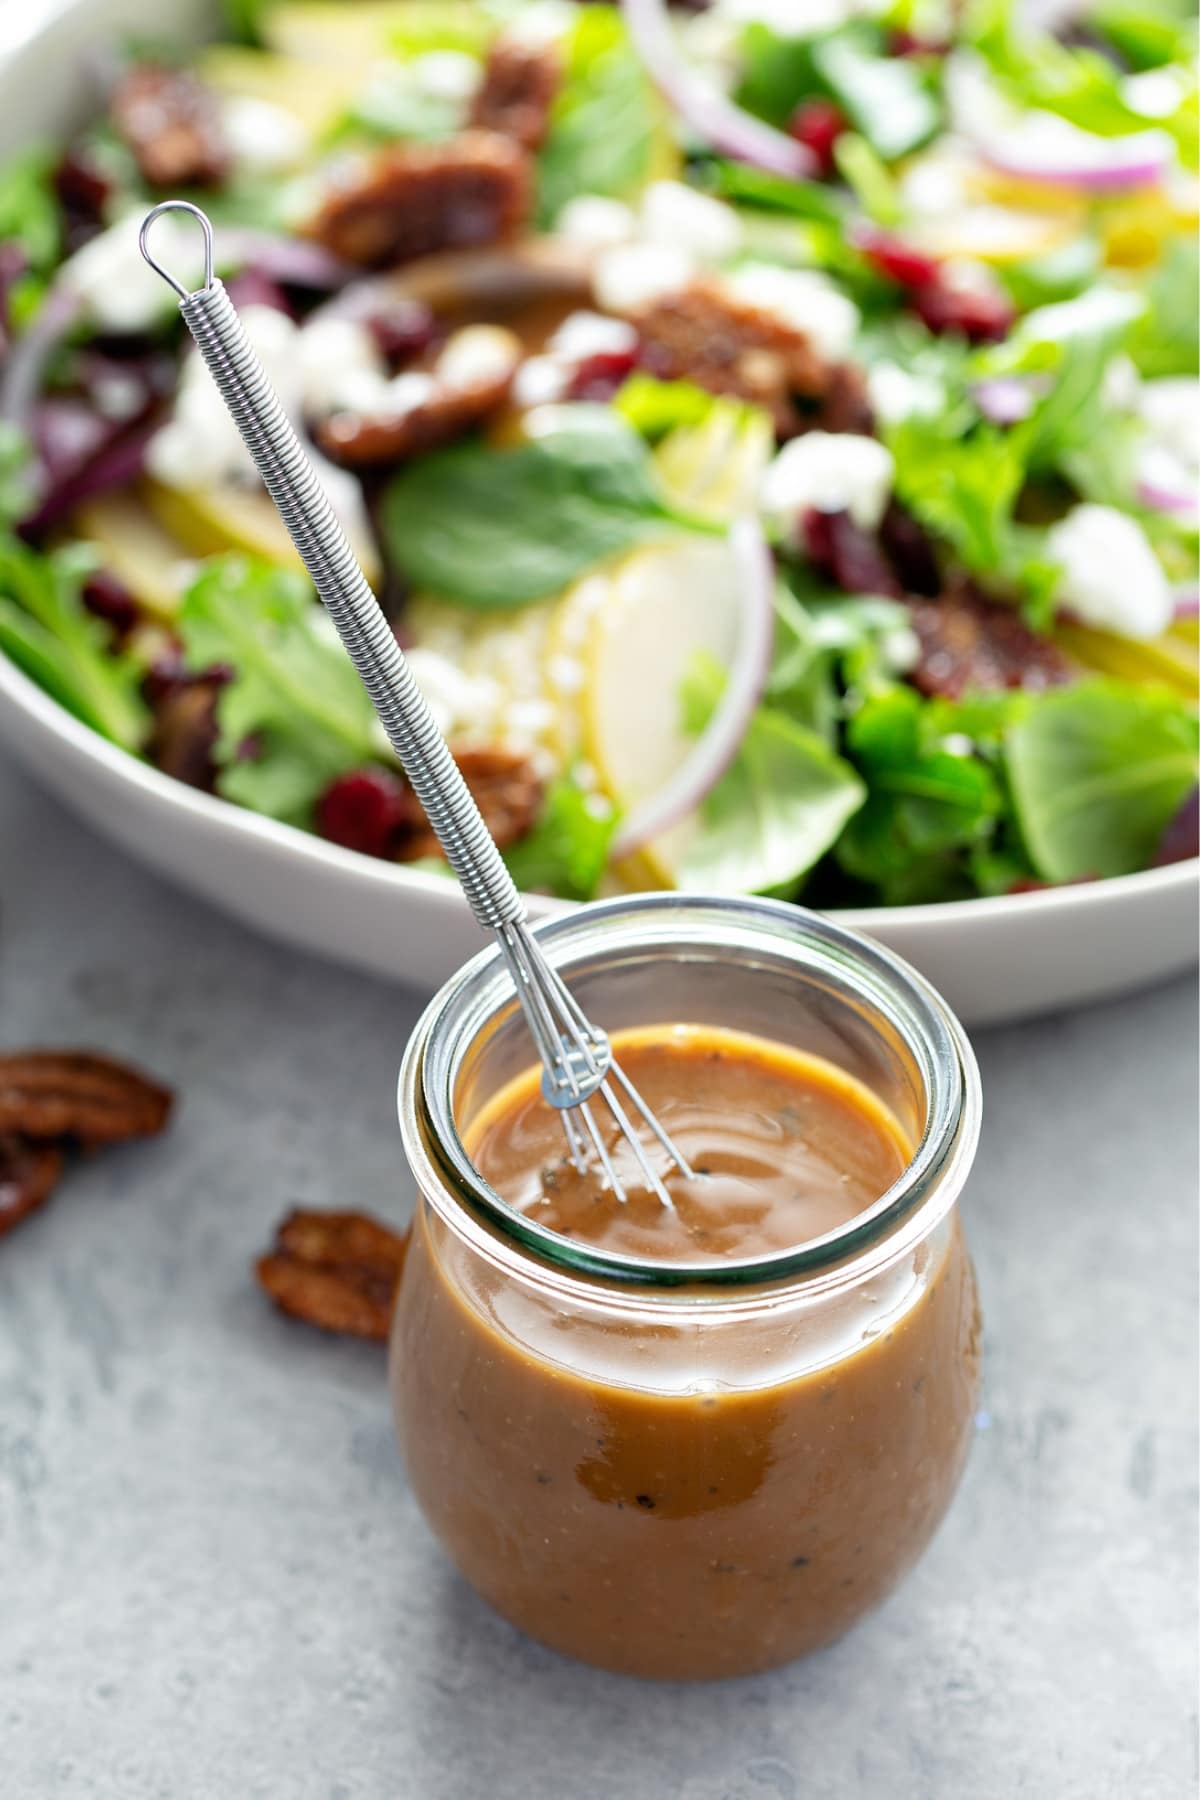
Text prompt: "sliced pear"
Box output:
[[263, 2, 491, 68], [72, 491, 194, 620], [142, 476, 304, 567], [197, 46, 360, 137], [653, 405, 774, 525], [911, 203, 1081, 265], [1056, 619, 1200, 700], [582, 537, 746, 888], [140, 477, 382, 590]]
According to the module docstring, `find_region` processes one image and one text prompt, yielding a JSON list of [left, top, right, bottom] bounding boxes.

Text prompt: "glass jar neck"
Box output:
[[400, 896, 981, 1292]]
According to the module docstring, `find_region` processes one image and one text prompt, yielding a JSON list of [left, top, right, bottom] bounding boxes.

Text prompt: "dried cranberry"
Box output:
[[1153, 789, 1199, 867], [910, 277, 1015, 345], [317, 768, 411, 858], [880, 502, 940, 597], [82, 569, 138, 639], [225, 269, 294, 316], [787, 98, 848, 177], [367, 301, 438, 366], [566, 347, 639, 403], [54, 144, 110, 217], [856, 228, 940, 291], [804, 508, 901, 598]]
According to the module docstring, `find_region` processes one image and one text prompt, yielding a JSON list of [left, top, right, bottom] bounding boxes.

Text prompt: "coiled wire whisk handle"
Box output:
[[139, 201, 524, 935]]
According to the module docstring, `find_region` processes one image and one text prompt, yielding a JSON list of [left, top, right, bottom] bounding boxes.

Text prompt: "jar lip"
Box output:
[[399, 895, 980, 1289]]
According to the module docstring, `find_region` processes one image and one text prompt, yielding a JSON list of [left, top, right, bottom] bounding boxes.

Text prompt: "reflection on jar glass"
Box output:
[[392, 897, 983, 1681]]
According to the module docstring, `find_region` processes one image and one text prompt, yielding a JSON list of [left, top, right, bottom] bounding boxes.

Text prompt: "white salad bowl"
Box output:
[[1, 0, 1196, 1024]]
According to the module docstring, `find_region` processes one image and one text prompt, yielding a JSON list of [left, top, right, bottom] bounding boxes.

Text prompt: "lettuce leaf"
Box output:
[[503, 777, 616, 901], [676, 652, 865, 895], [536, 7, 661, 226], [0, 146, 61, 276], [1006, 679, 1199, 881], [177, 556, 378, 823], [834, 686, 1006, 904], [0, 535, 149, 751]]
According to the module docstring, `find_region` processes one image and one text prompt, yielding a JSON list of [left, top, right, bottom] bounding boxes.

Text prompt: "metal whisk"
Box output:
[[139, 200, 692, 1207]]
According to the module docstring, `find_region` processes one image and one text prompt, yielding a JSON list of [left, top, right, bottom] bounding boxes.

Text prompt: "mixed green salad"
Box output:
[[0, 0, 1197, 907]]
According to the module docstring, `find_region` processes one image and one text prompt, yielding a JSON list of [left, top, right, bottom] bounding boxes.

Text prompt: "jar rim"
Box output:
[[398, 895, 981, 1290]]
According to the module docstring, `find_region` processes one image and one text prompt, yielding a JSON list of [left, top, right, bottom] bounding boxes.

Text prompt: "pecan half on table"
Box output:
[[469, 38, 562, 151], [0, 1050, 174, 1239], [257, 1208, 410, 1341], [110, 61, 229, 190], [0, 1137, 64, 1238], [306, 132, 533, 268]]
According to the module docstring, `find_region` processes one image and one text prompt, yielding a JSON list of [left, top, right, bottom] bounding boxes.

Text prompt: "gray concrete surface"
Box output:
[[0, 755, 1196, 1800]]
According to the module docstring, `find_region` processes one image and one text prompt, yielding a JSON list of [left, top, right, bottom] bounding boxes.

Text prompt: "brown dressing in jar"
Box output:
[[393, 1023, 980, 1679], [466, 1024, 911, 1263]]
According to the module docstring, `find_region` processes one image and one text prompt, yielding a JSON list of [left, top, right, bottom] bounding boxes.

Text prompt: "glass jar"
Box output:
[[391, 896, 982, 1681]]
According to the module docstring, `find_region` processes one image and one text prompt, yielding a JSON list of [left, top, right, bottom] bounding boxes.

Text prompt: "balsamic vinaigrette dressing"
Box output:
[[464, 1024, 913, 1264]]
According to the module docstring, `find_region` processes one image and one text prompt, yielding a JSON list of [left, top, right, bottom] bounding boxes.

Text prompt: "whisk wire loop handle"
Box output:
[[140, 201, 693, 1206], [142, 202, 522, 934]]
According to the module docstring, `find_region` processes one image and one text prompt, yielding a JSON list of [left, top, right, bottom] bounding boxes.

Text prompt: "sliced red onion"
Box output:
[[611, 514, 775, 858], [1138, 476, 1199, 519], [978, 130, 1173, 194], [1172, 586, 1199, 620], [620, 0, 817, 180], [218, 230, 353, 293], [972, 375, 1037, 425], [0, 280, 84, 433], [26, 416, 159, 531]]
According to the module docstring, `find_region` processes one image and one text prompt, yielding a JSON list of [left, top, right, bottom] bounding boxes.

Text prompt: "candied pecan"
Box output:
[[0, 1051, 173, 1146], [306, 133, 532, 269], [398, 745, 544, 860], [632, 277, 843, 439], [906, 585, 1073, 700], [812, 361, 874, 436], [110, 61, 229, 190], [469, 38, 562, 151], [257, 1208, 409, 1340], [0, 1136, 63, 1240], [316, 363, 513, 468]]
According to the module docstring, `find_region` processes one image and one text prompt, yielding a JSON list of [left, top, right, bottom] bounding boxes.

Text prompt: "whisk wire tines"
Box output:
[[139, 200, 693, 1208]]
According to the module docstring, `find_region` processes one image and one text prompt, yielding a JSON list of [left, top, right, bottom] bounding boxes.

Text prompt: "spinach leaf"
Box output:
[[0, 535, 149, 751], [178, 556, 378, 823], [381, 407, 701, 609], [1006, 679, 1200, 881], [676, 653, 865, 895], [812, 30, 939, 160], [503, 777, 616, 901], [835, 687, 1006, 905], [537, 7, 660, 226]]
